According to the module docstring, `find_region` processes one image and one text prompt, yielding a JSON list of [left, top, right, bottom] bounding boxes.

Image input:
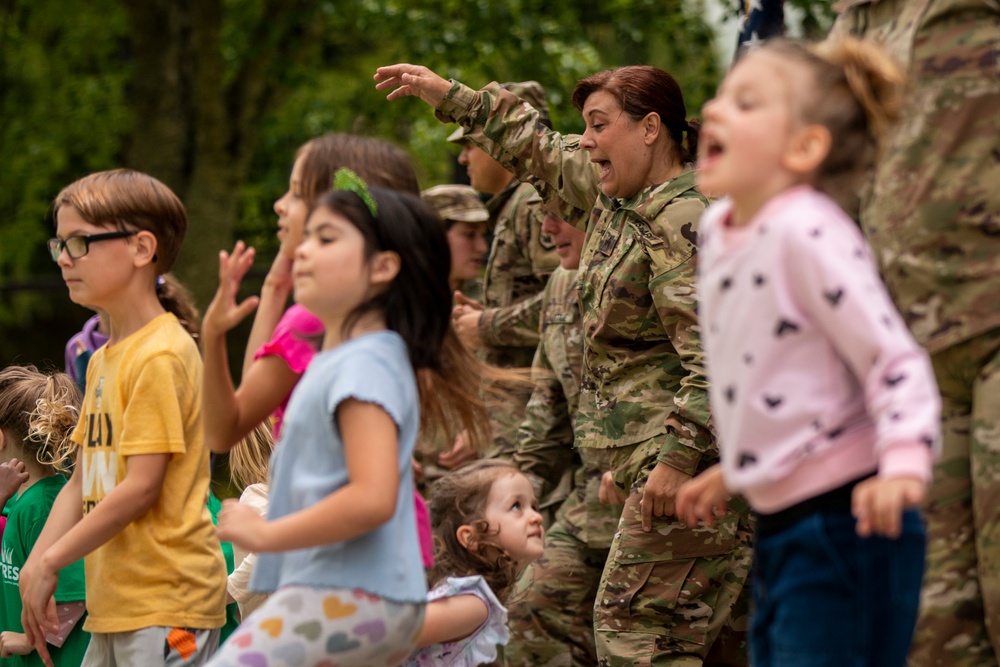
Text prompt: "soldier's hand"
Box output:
[[438, 430, 479, 470], [852, 475, 925, 539], [598, 471, 627, 506], [375, 64, 452, 107], [453, 292, 484, 311], [451, 306, 483, 351], [676, 464, 730, 528], [640, 462, 692, 532]]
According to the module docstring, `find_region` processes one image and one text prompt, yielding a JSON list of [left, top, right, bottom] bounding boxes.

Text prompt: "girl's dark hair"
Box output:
[[53, 170, 200, 341], [427, 460, 524, 601], [296, 133, 420, 208], [314, 187, 496, 451], [759, 38, 905, 211], [0, 366, 81, 474], [572, 65, 698, 164]]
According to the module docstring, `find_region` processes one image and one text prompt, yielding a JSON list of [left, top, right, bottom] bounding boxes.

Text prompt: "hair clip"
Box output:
[[155, 275, 165, 290], [333, 168, 378, 218]]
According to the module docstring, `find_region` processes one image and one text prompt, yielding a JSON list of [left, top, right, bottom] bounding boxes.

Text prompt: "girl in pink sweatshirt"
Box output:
[[677, 38, 940, 667]]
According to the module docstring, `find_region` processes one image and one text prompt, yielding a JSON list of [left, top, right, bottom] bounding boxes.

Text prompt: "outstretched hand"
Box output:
[[203, 242, 260, 338], [374, 64, 453, 107]]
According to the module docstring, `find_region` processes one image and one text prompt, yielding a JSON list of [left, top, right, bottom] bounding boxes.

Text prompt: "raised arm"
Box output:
[[241, 251, 295, 377], [202, 243, 299, 452], [375, 64, 597, 225]]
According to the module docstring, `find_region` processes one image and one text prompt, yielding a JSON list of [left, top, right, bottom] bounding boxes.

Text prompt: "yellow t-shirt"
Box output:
[[71, 313, 226, 633]]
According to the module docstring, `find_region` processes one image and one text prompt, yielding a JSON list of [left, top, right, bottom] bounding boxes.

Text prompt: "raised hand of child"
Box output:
[[676, 464, 730, 529], [217, 498, 269, 553], [0, 458, 28, 508], [203, 242, 260, 338], [852, 476, 926, 539], [262, 248, 295, 296]]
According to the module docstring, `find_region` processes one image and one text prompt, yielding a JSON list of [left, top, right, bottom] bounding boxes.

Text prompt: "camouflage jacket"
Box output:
[[477, 178, 560, 370], [831, 0, 1000, 353], [514, 266, 620, 548], [438, 82, 716, 474]]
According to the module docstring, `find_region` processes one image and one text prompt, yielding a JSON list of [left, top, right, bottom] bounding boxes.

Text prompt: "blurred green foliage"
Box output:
[[0, 0, 831, 368]]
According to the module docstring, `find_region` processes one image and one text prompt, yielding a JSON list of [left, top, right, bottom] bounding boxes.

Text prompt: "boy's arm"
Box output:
[[21, 454, 166, 664], [38, 453, 169, 572]]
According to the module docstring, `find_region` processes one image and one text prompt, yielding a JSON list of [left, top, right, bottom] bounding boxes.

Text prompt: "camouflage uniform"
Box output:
[[447, 83, 560, 459], [416, 185, 489, 491], [436, 81, 753, 666], [507, 266, 622, 667], [832, 3, 1000, 664]]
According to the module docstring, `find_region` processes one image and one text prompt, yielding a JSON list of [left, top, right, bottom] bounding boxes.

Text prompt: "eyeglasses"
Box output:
[[47, 231, 137, 262]]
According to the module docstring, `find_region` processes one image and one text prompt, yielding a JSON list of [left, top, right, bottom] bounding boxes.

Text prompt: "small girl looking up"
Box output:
[[408, 459, 544, 667], [0, 366, 88, 665], [677, 38, 940, 667], [210, 173, 494, 667], [23, 169, 227, 665]]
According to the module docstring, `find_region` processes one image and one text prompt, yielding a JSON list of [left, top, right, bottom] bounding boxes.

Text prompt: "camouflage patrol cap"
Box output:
[[421, 184, 490, 225], [447, 80, 551, 143]]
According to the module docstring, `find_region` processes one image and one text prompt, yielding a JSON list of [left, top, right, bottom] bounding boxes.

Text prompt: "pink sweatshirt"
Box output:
[[698, 186, 940, 513]]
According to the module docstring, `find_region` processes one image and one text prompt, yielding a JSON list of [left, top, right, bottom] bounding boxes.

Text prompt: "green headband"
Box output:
[[333, 168, 378, 218]]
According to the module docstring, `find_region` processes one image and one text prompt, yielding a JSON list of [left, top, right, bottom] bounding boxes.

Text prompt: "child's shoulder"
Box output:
[[106, 313, 201, 380], [429, 575, 502, 609], [315, 330, 409, 372]]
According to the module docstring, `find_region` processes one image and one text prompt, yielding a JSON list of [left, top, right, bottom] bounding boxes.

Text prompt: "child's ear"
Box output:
[[784, 124, 831, 175], [370, 250, 401, 286], [132, 230, 158, 269], [456, 524, 475, 551]]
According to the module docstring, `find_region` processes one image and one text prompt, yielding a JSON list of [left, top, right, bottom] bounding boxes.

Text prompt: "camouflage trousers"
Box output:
[[915, 329, 1000, 667], [594, 441, 753, 667], [506, 522, 611, 667]]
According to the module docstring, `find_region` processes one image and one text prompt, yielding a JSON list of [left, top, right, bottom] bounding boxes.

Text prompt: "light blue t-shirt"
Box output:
[[252, 331, 427, 603]]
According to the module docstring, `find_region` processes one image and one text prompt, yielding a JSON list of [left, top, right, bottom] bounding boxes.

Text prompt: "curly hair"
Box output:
[[0, 366, 81, 474], [426, 459, 525, 602]]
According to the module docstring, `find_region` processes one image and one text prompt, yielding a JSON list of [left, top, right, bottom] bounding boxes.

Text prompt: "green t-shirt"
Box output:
[[207, 491, 239, 641], [0, 475, 89, 666]]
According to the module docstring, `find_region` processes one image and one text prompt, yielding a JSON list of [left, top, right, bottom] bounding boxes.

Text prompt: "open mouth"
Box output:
[[592, 159, 612, 182], [698, 135, 725, 170]]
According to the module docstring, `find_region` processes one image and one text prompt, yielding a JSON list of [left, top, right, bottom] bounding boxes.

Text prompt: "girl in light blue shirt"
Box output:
[[210, 171, 498, 667]]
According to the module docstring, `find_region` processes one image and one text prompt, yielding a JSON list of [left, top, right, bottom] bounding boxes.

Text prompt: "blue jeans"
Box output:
[[751, 509, 925, 667]]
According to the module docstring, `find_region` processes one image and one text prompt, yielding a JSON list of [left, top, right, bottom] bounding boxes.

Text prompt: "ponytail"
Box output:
[[0, 366, 81, 475], [812, 37, 905, 150], [760, 37, 905, 211], [683, 119, 701, 166], [156, 273, 201, 342]]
